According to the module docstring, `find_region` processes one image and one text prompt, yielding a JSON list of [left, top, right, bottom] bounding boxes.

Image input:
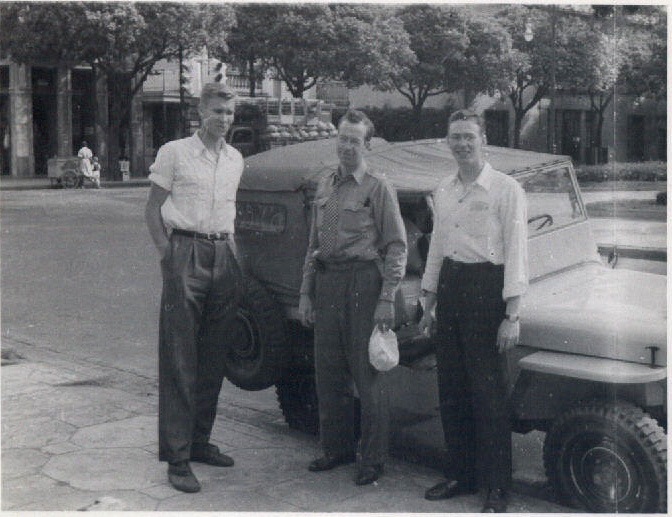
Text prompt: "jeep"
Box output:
[[219, 137, 666, 513]]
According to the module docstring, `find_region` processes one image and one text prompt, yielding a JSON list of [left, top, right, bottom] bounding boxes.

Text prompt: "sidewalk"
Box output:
[[1, 336, 568, 512]]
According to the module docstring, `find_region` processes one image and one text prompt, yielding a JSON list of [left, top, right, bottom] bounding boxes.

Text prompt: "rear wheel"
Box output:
[[543, 402, 667, 513], [220, 277, 287, 391]]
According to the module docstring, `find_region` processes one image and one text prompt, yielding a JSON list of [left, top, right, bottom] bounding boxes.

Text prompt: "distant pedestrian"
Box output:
[[77, 141, 93, 180], [419, 110, 528, 513], [298, 109, 407, 486], [145, 82, 244, 493], [86, 155, 101, 189]]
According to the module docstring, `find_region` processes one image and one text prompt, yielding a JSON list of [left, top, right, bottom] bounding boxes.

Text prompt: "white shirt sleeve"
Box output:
[[501, 180, 529, 300], [420, 186, 445, 294], [148, 143, 175, 191]]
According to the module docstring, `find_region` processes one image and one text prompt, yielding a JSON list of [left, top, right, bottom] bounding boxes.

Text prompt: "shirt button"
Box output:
[[455, 224, 459, 228], [458, 199, 463, 204]]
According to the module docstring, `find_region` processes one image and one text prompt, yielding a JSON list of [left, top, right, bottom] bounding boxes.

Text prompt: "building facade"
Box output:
[[0, 53, 665, 179]]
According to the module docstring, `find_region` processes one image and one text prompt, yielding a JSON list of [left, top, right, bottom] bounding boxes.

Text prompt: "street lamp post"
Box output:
[[548, 5, 558, 154]]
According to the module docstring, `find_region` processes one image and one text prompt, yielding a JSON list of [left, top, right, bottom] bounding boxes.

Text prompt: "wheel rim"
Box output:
[[566, 433, 641, 510]]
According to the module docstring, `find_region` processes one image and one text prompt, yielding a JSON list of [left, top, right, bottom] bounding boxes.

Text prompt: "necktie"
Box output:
[[319, 175, 342, 257]]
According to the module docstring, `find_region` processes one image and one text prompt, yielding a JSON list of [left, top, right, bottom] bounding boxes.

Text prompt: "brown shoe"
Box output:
[[190, 443, 234, 467], [355, 464, 383, 486], [168, 461, 200, 493], [308, 453, 355, 472], [425, 479, 477, 501]]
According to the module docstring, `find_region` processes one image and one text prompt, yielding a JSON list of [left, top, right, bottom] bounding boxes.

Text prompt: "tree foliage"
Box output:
[[1, 2, 234, 172]]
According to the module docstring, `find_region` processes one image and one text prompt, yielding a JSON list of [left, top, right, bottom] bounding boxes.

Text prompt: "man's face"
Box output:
[[337, 120, 368, 170], [447, 119, 485, 167], [199, 96, 235, 140]]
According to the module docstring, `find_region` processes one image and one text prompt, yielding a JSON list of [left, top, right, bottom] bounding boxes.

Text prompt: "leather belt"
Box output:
[[172, 228, 231, 241], [315, 258, 375, 272]]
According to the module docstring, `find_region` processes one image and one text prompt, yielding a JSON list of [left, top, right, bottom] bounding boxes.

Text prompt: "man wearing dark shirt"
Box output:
[[299, 110, 407, 486]]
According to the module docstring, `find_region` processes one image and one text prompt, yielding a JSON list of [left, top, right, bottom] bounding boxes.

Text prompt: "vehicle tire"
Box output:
[[276, 372, 320, 435], [220, 276, 287, 391], [543, 401, 667, 513], [61, 170, 79, 189]]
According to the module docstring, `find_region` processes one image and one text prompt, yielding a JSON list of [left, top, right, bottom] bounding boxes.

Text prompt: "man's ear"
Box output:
[[365, 140, 372, 151]]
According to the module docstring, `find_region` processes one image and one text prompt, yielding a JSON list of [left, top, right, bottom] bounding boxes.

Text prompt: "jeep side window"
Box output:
[[518, 167, 585, 238]]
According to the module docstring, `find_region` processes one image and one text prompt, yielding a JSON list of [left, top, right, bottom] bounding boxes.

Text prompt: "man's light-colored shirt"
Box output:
[[300, 161, 407, 302], [148, 133, 244, 234], [421, 162, 528, 300]]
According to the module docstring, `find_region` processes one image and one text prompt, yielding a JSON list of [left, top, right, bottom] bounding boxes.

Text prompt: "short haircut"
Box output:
[[199, 82, 237, 108], [448, 109, 485, 135], [338, 109, 375, 142]]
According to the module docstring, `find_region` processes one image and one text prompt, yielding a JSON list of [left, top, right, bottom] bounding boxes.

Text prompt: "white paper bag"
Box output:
[[369, 325, 399, 371]]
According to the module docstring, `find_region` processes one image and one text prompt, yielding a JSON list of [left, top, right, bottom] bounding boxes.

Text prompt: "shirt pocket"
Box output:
[[341, 199, 372, 233]]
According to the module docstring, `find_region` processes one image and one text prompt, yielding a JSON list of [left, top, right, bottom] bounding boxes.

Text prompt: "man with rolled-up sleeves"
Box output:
[[419, 110, 528, 513], [145, 82, 244, 493], [298, 109, 407, 486]]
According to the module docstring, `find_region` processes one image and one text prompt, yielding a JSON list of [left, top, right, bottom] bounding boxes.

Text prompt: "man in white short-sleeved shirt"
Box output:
[[145, 82, 244, 494]]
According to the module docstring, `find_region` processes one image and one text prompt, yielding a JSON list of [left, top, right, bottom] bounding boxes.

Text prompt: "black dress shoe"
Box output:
[[190, 443, 234, 467], [168, 461, 201, 493], [308, 453, 356, 472], [355, 464, 383, 486], [481, 488, 508, 513], [425, 479, 478, 501]]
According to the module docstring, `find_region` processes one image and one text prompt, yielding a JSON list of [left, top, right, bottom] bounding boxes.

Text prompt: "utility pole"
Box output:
[[548, 4, 558, 154]]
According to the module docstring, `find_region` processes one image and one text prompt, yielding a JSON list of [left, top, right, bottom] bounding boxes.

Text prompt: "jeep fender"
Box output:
[[511, 351, 666, 426]]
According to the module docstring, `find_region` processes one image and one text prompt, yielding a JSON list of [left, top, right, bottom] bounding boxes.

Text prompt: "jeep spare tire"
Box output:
[[221, 276, 287, 391], [543, 402, 667, 513]]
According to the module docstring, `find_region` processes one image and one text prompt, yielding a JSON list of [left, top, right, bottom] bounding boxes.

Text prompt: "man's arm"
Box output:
[[145, 183, 170, 257], [372, 180, 407, 330], [298, 202, 319, 326]]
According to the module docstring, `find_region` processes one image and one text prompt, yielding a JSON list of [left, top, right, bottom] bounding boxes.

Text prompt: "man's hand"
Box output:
[[418, 290, 437, 336], [418, 313, 434, 337], [373, 300, 395, 332], [496, 318, 520, 353], [298, 294, 315, 327]]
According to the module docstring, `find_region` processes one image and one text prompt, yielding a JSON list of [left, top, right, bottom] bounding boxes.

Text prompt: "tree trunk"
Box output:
[[513, 109, 524, 149], [106, 73, 132, 180]]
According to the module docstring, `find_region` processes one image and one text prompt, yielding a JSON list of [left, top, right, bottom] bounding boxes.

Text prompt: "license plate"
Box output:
[[236, 201, 286, 234]]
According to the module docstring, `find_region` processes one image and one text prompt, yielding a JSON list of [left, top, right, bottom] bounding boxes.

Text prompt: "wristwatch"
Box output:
[[504, 314, 520, 323]]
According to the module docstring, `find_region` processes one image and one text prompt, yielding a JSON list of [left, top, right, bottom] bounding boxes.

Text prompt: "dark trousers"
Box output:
[[435, 258, 511, 491], [158, 233, 241, 463], [314, 261, 389, 467]]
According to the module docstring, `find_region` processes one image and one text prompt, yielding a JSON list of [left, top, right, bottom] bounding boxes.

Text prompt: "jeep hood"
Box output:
[[240, 138, 565, 193], [521, 264, 667, 367]]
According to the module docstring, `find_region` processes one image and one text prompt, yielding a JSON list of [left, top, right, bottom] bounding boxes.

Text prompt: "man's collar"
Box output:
[[451, 162, 494, 191], [190, 132, 228, 158], [336, 160, 367, 184]]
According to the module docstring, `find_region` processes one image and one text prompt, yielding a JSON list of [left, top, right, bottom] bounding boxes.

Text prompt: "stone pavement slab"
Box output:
[[1, 337, 572, 513]]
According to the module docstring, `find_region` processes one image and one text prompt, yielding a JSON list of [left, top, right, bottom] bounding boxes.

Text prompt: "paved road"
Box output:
[[1, 187, 663, 511]]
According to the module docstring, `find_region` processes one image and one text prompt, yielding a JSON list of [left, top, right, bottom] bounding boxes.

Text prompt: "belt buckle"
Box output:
[[205, 232, 218, 240]]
